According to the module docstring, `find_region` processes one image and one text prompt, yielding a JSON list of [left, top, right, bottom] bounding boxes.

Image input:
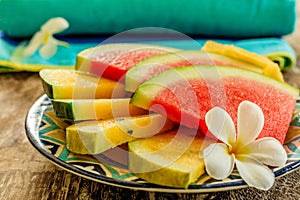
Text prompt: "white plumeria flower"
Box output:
[[23, 17, 69, 58], [203, 100, 287, 190]]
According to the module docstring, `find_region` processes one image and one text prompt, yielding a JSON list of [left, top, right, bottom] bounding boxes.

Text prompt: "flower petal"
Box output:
[[236, 154, 275, 190], [39, 39, 57, 58], [23, 31, 44, 57], [11, 41, 27, 62], [205, 107, 236, 147], [237, 101, 264, 146], [41, 17, 69, 34], [239, 137, 287, 167], [203, 143, 235, 180]]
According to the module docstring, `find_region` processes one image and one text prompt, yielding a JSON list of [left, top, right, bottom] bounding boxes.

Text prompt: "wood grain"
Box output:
[[1, 9, 300, 200]]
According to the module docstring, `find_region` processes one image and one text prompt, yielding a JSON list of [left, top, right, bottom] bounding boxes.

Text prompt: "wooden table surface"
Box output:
[[1, 11, 300, 200]]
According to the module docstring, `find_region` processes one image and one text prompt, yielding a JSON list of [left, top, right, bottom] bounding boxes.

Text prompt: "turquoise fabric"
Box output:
[[0, 33, 296, 72], [0, 0, 296, 38]]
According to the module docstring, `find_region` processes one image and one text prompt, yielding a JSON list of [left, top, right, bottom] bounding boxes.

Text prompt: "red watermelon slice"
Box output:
[[130, 65, 299, 144], [75, 43, 179, 82], [125, 50, 264, 92]]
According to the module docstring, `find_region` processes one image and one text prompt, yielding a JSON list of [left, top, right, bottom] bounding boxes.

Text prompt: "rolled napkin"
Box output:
[[146, 38, 296, 71], [0, 0, 296, 38], [0, 34, 296, 73], [234, 38, 296, 71]]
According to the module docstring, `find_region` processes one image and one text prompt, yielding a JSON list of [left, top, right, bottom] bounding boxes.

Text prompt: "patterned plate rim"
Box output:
[[25, 94, 300, 193]]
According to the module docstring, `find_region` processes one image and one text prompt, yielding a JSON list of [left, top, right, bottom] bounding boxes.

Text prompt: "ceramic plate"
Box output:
[[25, 95, 300, 193]]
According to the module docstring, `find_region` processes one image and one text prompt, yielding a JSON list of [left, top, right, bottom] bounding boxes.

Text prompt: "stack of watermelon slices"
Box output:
[[39, 41, 299, 188], [73, 42, 297, 144]]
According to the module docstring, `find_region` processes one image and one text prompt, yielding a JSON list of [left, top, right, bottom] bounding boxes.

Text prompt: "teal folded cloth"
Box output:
[[0, 0, 296, 38], [0, 33, 296, 73]]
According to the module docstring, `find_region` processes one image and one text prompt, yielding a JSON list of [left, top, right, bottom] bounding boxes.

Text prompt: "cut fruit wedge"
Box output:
[[75, 43, 180, 82], [66, 114, 176, 154], [40, 69, 126, 99], [128, 128, 212, 188], [131, 65, 298, 144], [125, 50, 264, 92], [51, 98, 147, 121], [202, 40, 284, 82]]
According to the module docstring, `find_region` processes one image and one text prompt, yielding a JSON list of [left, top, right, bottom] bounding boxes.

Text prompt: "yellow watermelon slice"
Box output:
[[202, 40, 284, 82]]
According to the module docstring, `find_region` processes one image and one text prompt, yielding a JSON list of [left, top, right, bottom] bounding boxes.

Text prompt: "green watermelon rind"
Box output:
[[125, 50, 263, 92]]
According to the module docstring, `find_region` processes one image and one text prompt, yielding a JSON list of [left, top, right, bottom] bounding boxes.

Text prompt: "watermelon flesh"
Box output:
[[89, 50, 165, 81], [131, 66, 299, 144], [76, 43, 179, 82], [153, 78, 295, 143]]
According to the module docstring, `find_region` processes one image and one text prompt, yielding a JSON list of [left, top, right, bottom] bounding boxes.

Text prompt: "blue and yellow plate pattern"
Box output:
[[25, 95, 300, 193]]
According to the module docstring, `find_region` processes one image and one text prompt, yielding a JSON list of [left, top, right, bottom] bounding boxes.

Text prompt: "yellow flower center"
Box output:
[[42, 32, 51, 44]]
